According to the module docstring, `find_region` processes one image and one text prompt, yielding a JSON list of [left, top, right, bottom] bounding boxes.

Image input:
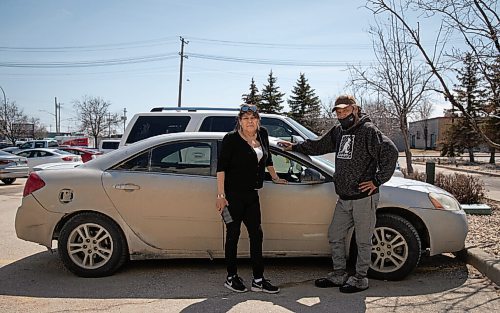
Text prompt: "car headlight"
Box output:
[[428, 192, 462, 211]]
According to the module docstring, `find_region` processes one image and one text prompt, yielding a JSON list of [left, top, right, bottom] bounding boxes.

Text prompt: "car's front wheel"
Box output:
[[368, 214, 422, 280], [1, 178, 16, 185], [58, 212, 128, 277]]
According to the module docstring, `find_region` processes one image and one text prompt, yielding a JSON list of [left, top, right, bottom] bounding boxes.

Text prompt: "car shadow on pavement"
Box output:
[[0, 251, 474, 312]]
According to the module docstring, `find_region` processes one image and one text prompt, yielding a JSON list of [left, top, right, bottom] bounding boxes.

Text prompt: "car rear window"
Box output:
[[199, 116, 237, 132], [126, 116, 191, 144]]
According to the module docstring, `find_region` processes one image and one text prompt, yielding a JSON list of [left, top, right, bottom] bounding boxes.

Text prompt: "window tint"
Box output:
[[199, 116, 237, 132], [35, 151, 52, 157], [261, 117, 299, 141], [17, 151, 31, 157], [113, 151, 150, 171], [48, 141, 59, 147], [126, 116, 190, 144], [20, 143, 31, 149], [150, 141, 212, 176], [35, 142, 44, 148]]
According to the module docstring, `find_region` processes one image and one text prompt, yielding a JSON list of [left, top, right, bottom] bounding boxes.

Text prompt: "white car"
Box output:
[[15, 148, 82, 172], [16, 133, 467, 279]]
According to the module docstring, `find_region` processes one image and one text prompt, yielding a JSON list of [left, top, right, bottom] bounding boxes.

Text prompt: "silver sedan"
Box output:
[[15, 132, 467, 279], [0, 150, 28, 184]]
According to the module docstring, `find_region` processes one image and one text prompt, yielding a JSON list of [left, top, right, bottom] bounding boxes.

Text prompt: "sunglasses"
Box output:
[[240, 105, 258, 113]]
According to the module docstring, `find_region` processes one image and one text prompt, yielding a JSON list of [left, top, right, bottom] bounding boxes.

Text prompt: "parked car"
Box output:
[[15, 148, 82, 172], [18, 139, 59, 150], [99, 139, 121, 154], [59, 146, 102, 163], [16, 132, 467, 279], [119, 107, 318, 148], [0, 150, 28, 184]]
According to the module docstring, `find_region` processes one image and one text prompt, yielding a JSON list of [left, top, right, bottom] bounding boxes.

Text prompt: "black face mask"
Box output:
[[338, 113, 355, 129]]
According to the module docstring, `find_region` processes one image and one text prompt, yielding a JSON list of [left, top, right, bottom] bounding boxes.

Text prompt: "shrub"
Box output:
[[435, 173, 485, 204], [401, 169, 485, 204]]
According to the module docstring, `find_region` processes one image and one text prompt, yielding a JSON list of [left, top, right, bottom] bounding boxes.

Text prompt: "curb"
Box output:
[[457, 248, 500, 286], [413, 161, 500, 177]]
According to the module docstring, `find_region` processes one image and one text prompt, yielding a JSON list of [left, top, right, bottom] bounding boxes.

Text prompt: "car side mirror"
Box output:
[[291, 135, 304, 144], [301, 168, 325, 183]]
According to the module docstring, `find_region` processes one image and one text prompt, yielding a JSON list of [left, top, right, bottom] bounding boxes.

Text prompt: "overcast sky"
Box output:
[[1, 0, 454, 132]]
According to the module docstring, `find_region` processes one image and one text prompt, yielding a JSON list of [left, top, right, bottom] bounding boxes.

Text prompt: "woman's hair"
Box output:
[[234, 104, 260, 131]]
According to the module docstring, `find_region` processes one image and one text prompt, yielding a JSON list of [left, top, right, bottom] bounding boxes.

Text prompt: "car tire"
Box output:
[[58, 212, 128, 277], [368, 214, 421, 280], [1, 178, 16, 185]]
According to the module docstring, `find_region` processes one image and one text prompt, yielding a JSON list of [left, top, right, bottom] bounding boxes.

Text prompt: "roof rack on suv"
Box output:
[[150, 107, 240, 112]]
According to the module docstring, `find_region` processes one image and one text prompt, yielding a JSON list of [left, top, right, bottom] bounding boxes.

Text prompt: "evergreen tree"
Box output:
[[445, 53, 486, 162], [260, 70, 284, 113], [241, 77, 261, 106], [287, 73, 321, 131]]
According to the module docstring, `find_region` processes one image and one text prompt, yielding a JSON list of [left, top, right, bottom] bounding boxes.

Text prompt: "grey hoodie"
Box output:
[[293, 114, 398, 200]]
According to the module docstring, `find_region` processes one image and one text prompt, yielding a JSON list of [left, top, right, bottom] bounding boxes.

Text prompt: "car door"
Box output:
[[258, 150, 337, 256], [101, 140, 223, 256]]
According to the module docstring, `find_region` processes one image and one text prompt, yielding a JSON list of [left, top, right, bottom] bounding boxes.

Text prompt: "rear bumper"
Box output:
[[0, 167, 29, 179], [15, 195, 64, 248]]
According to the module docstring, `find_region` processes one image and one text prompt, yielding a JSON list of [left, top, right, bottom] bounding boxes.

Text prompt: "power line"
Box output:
[[0, 53, 178, 68]]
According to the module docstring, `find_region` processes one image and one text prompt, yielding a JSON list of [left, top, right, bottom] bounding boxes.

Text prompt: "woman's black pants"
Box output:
[[225, 190, 264, 279]]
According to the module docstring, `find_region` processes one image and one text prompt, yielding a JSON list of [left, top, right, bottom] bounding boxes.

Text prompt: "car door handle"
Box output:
[[113, 183, 141, 191]]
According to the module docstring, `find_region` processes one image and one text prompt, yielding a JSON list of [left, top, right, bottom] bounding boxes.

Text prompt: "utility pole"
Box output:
[[108, 112, 112, 138], [177, 36, 189, 107], [121, 108, 127, 133], [54, 97, 59, 134]]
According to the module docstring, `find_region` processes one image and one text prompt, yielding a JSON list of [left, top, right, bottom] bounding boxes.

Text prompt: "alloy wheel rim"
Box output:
[[67, 223, 113, 269], [370, 226, 409, 273]]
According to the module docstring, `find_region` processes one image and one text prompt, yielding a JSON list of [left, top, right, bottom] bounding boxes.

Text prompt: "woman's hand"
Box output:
[[272, 177, 288, 184], [216, 197, 229, 212]]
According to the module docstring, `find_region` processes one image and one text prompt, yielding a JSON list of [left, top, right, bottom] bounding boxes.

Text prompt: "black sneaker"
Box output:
[[339, 275, 369, 293], [251, 278, 280, 294], [224, 275, 248, 293]]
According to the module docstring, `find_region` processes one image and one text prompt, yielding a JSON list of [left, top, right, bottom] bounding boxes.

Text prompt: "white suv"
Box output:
[[120, 107, 318, 147]]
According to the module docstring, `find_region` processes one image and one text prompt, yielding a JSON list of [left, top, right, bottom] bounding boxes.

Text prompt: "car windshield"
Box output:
[[284, 117, 318, 140]]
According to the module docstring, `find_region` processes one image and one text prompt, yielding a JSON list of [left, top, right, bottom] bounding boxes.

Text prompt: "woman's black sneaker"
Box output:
[[251, 278, 280, 294], [224, 275, 248, 293]]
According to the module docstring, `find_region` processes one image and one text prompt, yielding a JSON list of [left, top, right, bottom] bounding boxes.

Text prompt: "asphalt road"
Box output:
[[0, 179, 499, 313]]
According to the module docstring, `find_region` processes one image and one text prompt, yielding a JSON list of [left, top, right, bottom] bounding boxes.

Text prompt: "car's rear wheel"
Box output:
[[58, 212, 128, 277], [368, 214, 421, 280], [1, 178, 16, 185]]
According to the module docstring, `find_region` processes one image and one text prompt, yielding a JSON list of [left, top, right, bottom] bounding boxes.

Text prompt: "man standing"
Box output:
[[280, 94, 398, 293]]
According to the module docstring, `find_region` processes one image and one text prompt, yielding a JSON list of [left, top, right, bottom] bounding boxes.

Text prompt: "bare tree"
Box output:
[[349, 2, 434, 174], [29, 117, 48, 139], [74, 96, 113, 148], [417, 100, 434, 149], [0, 100, 31, 145], [366, 0, 500, 149]]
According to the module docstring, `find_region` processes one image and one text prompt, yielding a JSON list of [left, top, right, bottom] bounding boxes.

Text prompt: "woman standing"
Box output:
[[216, 104, 286, 294]]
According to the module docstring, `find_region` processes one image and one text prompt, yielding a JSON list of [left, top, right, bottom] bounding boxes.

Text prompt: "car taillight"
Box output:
[[0, 160, 11, 165], [23, 172, 46, 197], [62, 156, 74, 161]]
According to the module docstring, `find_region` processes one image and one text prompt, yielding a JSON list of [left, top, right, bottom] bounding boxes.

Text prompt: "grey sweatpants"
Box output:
[[328, 194, 379, 277]]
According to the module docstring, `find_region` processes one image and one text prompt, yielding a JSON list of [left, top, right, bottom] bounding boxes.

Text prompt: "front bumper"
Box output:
[[15, 195, 64, 248], [419, 208, 468, 255]]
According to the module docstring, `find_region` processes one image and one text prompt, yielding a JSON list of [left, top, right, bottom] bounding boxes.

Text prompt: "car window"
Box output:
[[34, 142, 44, 148], [126, 116, 191, 144], [102, 141, 120, 149], [150, 141, 212, 176], [35, 151, 53, 157], [48, 141, 58, 147], [261, 117, 299, 141], [266, 151, 321, 184], [199, 116, 237, 132], [113, 151, 150, 171], [17, 151, 31, 157], [20, 142, 31, 149]]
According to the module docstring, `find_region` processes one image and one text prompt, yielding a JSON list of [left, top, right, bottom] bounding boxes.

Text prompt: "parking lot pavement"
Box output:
[[1, 178, 499, 312]]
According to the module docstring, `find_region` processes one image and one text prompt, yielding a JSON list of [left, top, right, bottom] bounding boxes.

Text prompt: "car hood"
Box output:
[[384, 176, 453, 196]]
